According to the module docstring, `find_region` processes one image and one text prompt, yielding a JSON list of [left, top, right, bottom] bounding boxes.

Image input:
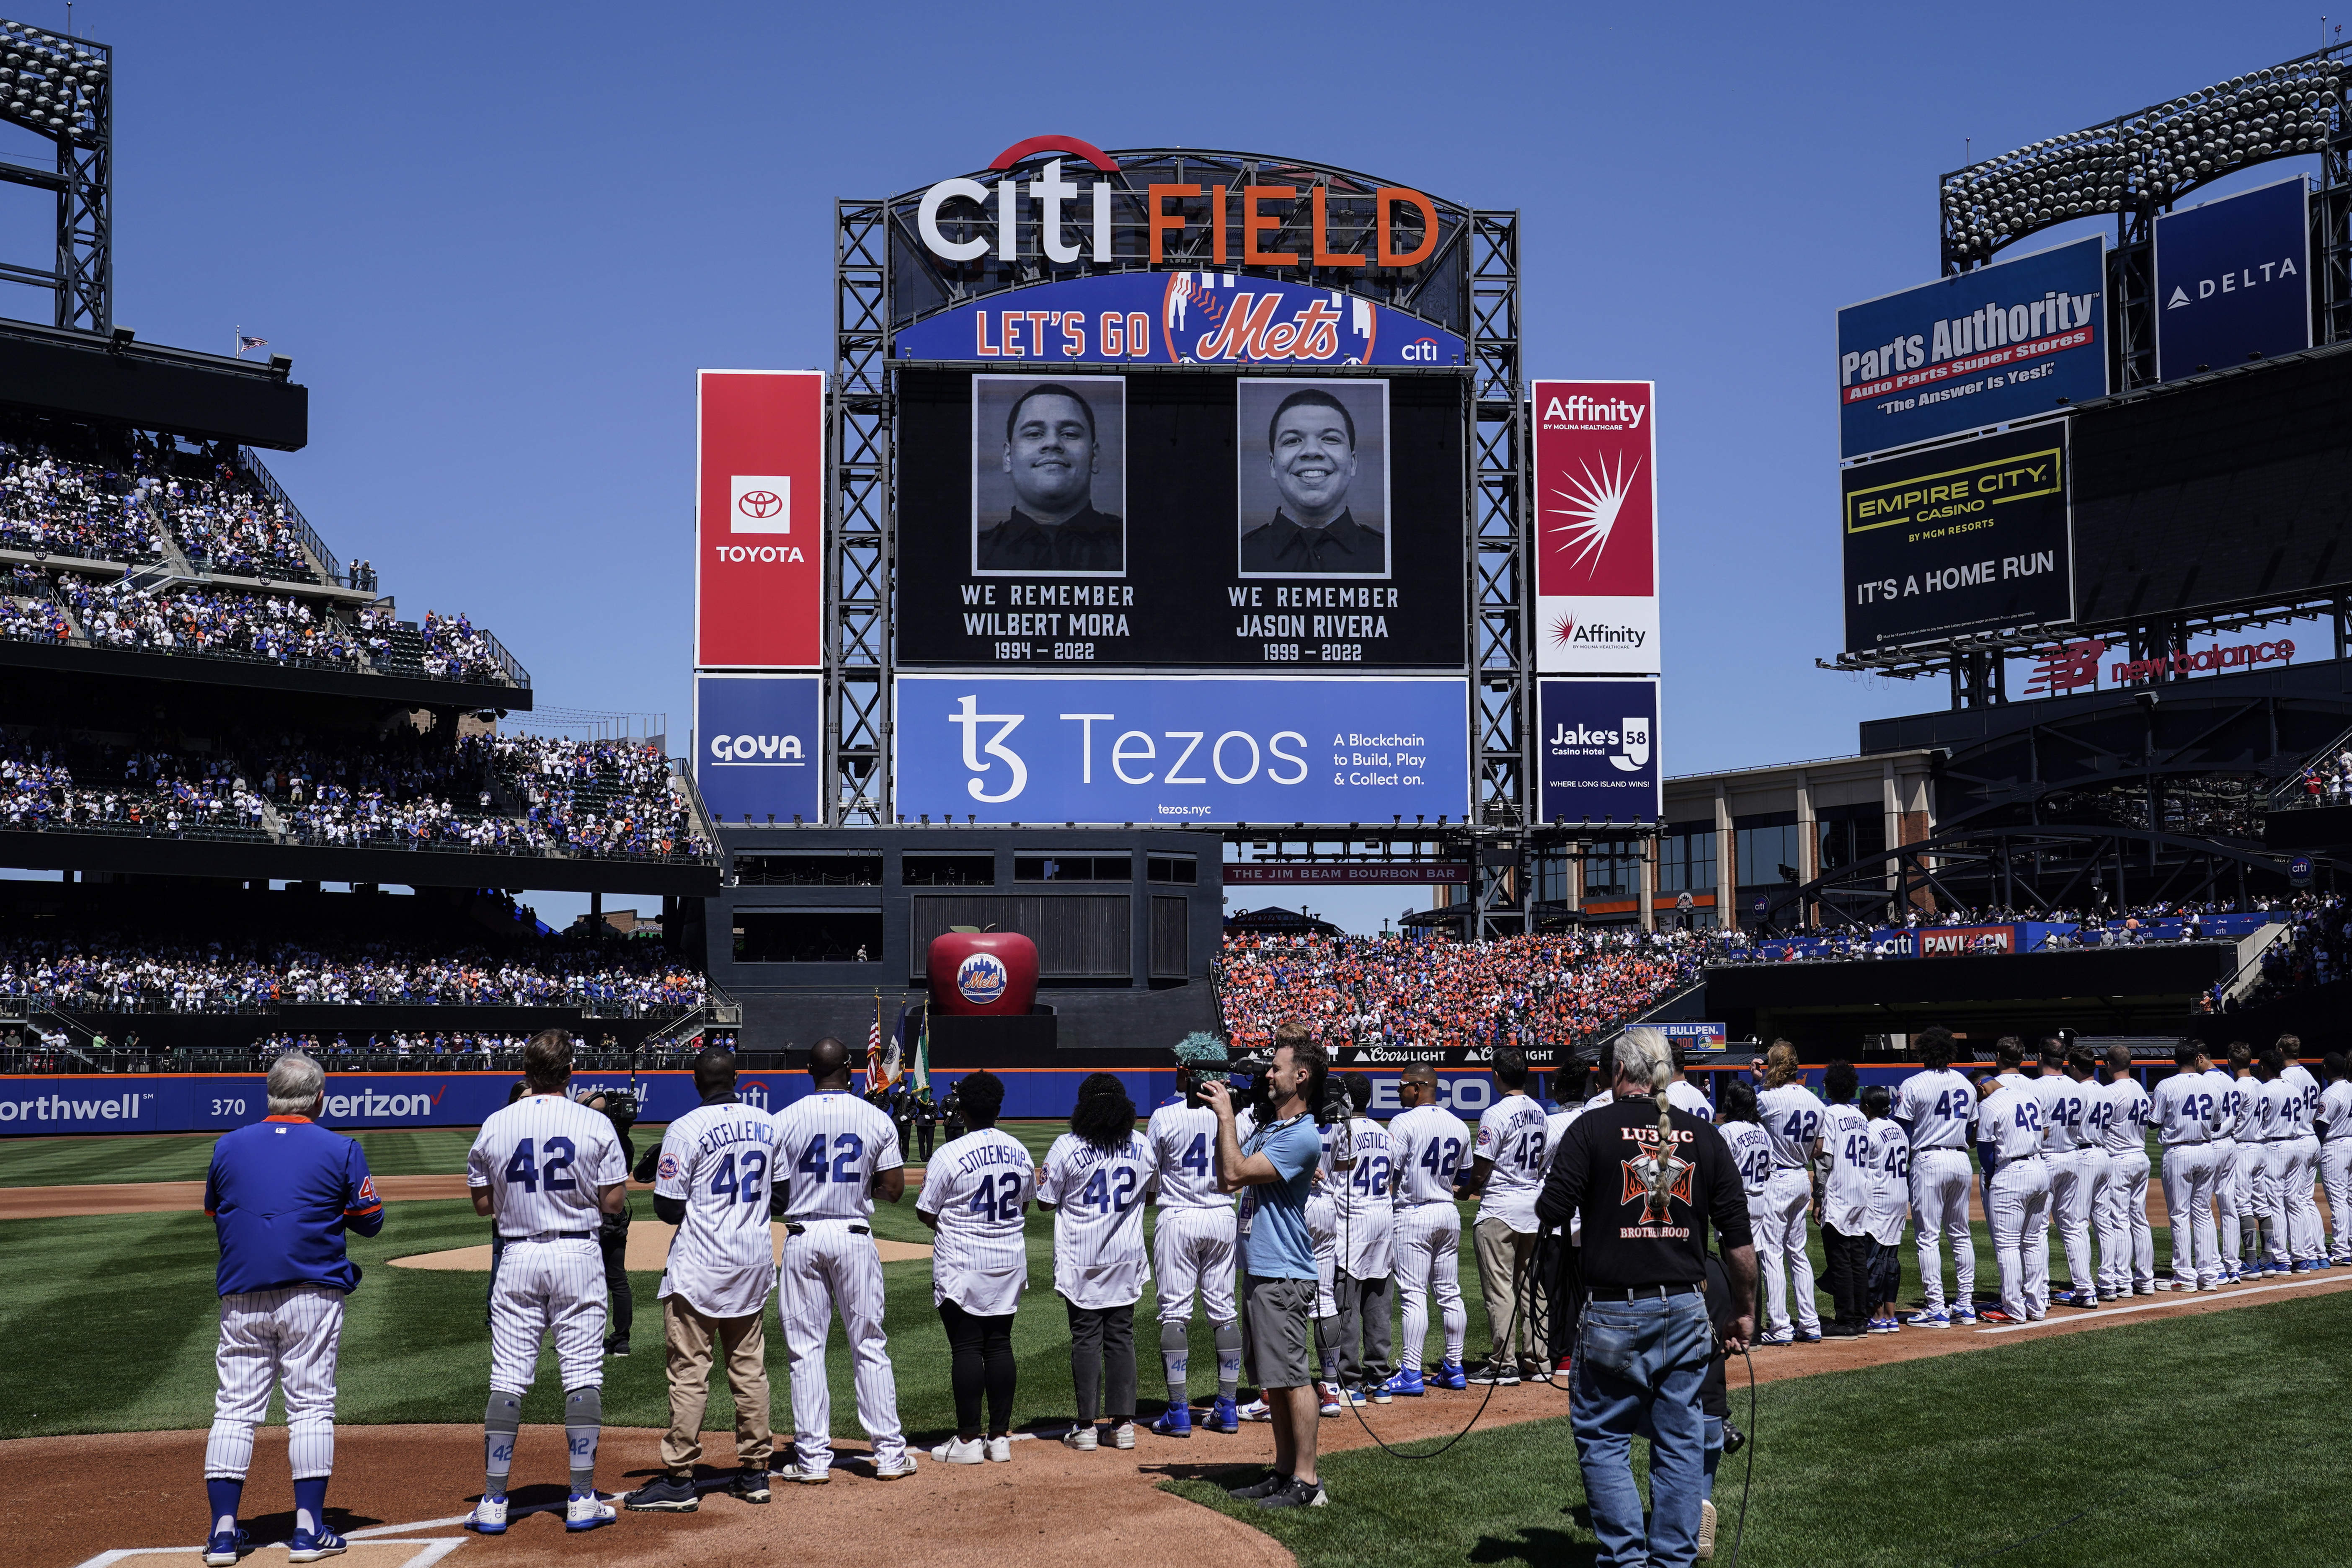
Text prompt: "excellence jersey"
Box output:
[[2040, 1076, 2098, 1153], [1755, 1083, 1827, 1170], [1719, 1119, 1774, 1199], [1472, 1094, 1552, 1232], [1979, 1082, 2047, 1162], [2151, 1069, 2221, 1145], [466, 1092, 626, 1239], [1038, 1131, 1151, 1308], [915, 1127, 1035, 1315], [1893, 1068, 1978, 1151], [769, 1090, 904, 1221], [206, 1114, 382, 1297], [653, 1096, 782, 1318], [2100, 1075, 2152, 1155], [1145, 1099, 1226, 1210], [1387, 1103, 1472, 1207]]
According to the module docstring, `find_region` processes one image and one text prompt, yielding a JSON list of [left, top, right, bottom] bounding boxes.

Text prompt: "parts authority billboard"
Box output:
[[694, 673, 824, 824], [2154, 176, 2311, 384], [1532, 380, 1659, 674], [695, 369, 824, 668], [1535, 678, 1660, 824]]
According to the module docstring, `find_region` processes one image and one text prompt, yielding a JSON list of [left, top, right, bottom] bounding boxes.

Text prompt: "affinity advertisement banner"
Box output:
[[2154, 176, 2312, 384], [893, 271, 1467, 368], [693, 673, 824, 824], [893, 674, 1470, 824], [1535, 678, 1660, 823], [1841, 423, 2073, 652], [1532, 380, 1660, 674], [695, 369, 825, 669], [1836, 236, 2107, 459]]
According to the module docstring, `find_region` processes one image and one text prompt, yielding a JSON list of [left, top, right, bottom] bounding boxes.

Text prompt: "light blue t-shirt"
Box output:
[[1243, 1113, 1322, 1281]]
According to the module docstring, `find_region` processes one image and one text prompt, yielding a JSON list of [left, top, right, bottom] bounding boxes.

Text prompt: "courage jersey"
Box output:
[[1893, 1068, 1978, 1150], [1144, 1099, 1225, 1209], [1821, 1103, 1872, 1227], [1472, 1094, 1552, 1231], [1755, 1083, 1828, 1170], [1387, 1103, 1472, 1206], [768, 1090, 904, 1221], [652, 1096, 782, 1318], [466, 1092, 627, 1239]]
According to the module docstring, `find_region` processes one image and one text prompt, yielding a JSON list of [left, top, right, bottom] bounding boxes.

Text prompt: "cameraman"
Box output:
[[1203, 1022, 1328, 1511]]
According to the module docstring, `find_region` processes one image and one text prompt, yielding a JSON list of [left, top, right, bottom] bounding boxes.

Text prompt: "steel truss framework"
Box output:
[[829, 152, 1527, 935], [0, 20, 110, 331]]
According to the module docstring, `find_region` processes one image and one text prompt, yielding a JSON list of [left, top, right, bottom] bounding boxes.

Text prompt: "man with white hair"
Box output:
[[200, 1052, 383, 1566]]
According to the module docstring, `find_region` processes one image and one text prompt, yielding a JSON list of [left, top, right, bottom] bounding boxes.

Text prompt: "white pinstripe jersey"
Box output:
[[654, 1097, 782, 1318], [1387, 1103, 1471, 1206], [2099, 1075, 2151, 1155], [1756, 1084, 1827, 1170], [1719, 1119, 1774, 1198], [2039, 1076, 2098, 1153], [465, 1093, 625, 1237], [916, 1127, 1034, 1312], [769, 1090, 903, 1221], [1893, 1068, 1978, 1151], [1472, 1094, 1551, 1230], [1145, 1098, 1225, 1209], [1038, 1130, 1151, 1307], [2280, 1063, 2320, 1133]]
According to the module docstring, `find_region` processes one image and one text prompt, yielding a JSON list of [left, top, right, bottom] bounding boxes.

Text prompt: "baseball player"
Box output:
[[2273, 1038, 2326, 1270], [1978, 1063, 2052, 1323], [2038, 1047, 2102, 1308], [1661, 1047, 1713, 1119], [1859, 1085, 1910, 1332], [1892, 1026, 1979, 1327], [1038, 1073, 1153, 1452], [2212, 1044, 2256, 1283], [2151, 1041, 2225, 1291], [2318, 1053, 2352, 1267], [200, 1052, 381, 1567], [2247, 1051, 2295, 1276], [1816, 1061, 1872, 1337], [1322, 1072, 1396, 1403], [1463, 1048, 1551, 1383], [1379, 1064, 1470, 1395], [915, 1070, 1033, 1465], [624, 1046, 780, 1513], [1146, 1042, 1245, 1437], [464, 1030, 627, 1534], [2094, 1047, 2155, 1299], [1752, 1042, 1825, 1345], [767, 1036, 917, 1482]]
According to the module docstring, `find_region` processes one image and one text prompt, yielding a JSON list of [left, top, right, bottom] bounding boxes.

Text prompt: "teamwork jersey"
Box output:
[[1472, 1094, 1552, 1232], [1144, 1099, 1226, 1209], [1037, 1131, 1152, 1307], [916, 1127, 1035, 1315], [2099, 1075, 2152, 1155], [2150, 1070, 2222, 1146], [1862, 1119, 1911, 1246], [1719, 1120, 1775, 1199], [2281, 1062, 2322, 1131], [2039, 1076, 2099, 1154], [653, 1096, 782, 1318], [1755, 1083, 1828, 1170], [769, 1090, 903, 1220], [2320, 1080, 2352, 1143], [1979, 1082, 2047, 1162], [206, 1115, 382, 1296], [1388, 1103, 1472, 1206], [466, 1092, 627, 1239], [1820, 1103, 1873, 1230]]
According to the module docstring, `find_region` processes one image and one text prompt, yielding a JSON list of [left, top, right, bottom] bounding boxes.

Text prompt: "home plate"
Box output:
[[388, 1224, 931, 1271]]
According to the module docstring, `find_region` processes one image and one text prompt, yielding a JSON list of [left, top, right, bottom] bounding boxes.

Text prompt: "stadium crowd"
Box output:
[[2290, 744, 2352, 806], [49, 572, 368, 666]]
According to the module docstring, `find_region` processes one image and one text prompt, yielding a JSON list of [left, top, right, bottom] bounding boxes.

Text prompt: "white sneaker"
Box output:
[[1062, 1423, 1098, 1450], [1237, 1398, 1273, 1422], [933, 1436, 986, 1464], [1697, 1498, 1718, 1561], [1108, 1421, 1136, 1450], [774, 1461, 831, 1485], [984, 1436, 1012, 1463], [465, 1495, 507, 1534], [564, 1492, 616, 1532], [872, 1452, 919, 1480]]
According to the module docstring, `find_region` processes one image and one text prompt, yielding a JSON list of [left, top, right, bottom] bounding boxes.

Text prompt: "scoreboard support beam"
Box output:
[[1471, 209, 1528, 940], [831, 197, 893, 826]]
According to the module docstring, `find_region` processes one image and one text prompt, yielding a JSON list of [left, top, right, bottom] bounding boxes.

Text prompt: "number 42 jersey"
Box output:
[[653, 1096, 782, 1318], [466, 1093, 626, 1238], [769, 1090, 904, 1220]]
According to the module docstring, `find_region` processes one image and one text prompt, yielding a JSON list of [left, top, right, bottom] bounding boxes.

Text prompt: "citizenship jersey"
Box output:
[[1037, 1131, 1151, 1307], [1863, 1118, 1911, 1246], [1821, 1103, 1873, 1229], [2151, 1070, 2222, 1146], [2280, 1063, 2320, 1134], [915, 1127, 1034, 1315], [2100, 1076, 2152, 1155], [1388, 1103, 1472, 1206], [1472, 1094, 1552, 1231], [1979, 1082, 2047, 1162], [1719, 1120, 1775, 1199], [653, 1096, 782, 1318], [466, 1092, 627, 1238], [769, 1090, 904, 1220], [1893, 1068, 1977, 1150], [2040, 1076, 2098, 1153], [206, 1115, 382, 1296], [1145, 1099, 1225, 1209], [1755, 1084, 1828, 1170], [2320, 1080, 2352, 1143]]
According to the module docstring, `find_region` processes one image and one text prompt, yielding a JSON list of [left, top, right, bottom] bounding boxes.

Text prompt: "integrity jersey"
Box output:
[[1894, 1068, 1978, 1151], [1145, 1099, 1226, 1210], [1037, 1131, 1151, 1308], [1756, 1083, 1828, 1170], [916, 1127, 1035, 1315], [653, 1096, 782, 1318], [466, 1092, 626, 1238], [1387, 1103, 1472, 1207], [2100, 1075, 2152, 1155], [769, 1090, 904, 1221], [1472, 1094, 1552, 1232]]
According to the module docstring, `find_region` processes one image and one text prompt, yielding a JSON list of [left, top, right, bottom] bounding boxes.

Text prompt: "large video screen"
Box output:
[[896, 368, 1467, 670]]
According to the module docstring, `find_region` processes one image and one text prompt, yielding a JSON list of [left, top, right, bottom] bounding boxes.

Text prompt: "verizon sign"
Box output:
[[696, 370, 824, 669], [1533, 380, 1659, 674]]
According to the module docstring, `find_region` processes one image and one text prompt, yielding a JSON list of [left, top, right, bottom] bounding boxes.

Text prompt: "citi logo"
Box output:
[[1399, 336, 1441, 362], [710, 734, 806, 766], [738, 1079, 772, 1110]]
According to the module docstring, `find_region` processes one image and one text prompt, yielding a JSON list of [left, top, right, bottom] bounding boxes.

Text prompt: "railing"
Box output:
[[471, 623, 531, 691], [8, 989, 713, 1018], [2267, 721, 2352, 809], [235, 447, 342, 586], [0, 604, 524, 691]]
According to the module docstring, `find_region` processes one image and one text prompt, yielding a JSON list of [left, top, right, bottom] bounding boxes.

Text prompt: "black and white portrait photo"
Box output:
[[971, 374, 1127, 576], [1237, 378, 1390, 579]]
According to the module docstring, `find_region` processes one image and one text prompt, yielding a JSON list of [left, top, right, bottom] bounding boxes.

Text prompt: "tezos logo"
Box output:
[[956, 952, 1009, 1005]]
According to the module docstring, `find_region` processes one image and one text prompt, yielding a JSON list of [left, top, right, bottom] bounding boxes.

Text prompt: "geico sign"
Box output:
[[918, 136, 1441, 271], [710, 733, 806, 765]]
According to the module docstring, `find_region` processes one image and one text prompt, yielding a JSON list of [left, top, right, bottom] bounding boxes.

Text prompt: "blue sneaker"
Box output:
[[1207, 1395, 1241, 1434], [1907, 1309, 1951, 1330], [565, 1492, 617, 1532], [465, 1496, 507, 1535], [1952, 1305, 1979, 1325], [1377, 1367, 1426, 1398], [286, 1526, 346, 1564], [1755, 1328, 1795, 1347], [1793, 1328, 1823, 1344], [1342, 1385, 1369, 1407], [1433, 1360, 1469, 1390], [1150, 1404, 1193, 1438], [202, 1528, 250, 1567]]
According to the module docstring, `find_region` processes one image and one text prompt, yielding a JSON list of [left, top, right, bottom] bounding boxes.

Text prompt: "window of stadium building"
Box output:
[[1584, 839, 1644, 899], [1815, 805, 1887, 875], [734, 852, 883, 886], [1734, 813, 1803, 887], [1014, 853, 1133, 882], [902, 852, 994, 886], [732, 910, 883, 962], [1147, 854, 1197, 884], [1658, 821, 1716, 893]]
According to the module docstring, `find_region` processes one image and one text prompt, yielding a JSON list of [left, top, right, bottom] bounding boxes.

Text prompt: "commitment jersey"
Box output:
[[1037, 1130, 1151, 1308], [2151, 1069, 2222, 1146], [1755, 1083, 1827, 1170], [2040, 1076, 2098, 1153], [653, 1095, 781, 1318], [1979, 1082, 2047, 1162], [915, 1127, 1034, 1315], [2100, 1075, 2152, 1155], [769, 1089, 903, 1221], [206, 1114, 382, 1296], [1821, 1103, 1872, 1230], [1387, 1103, 1472, 1206], [1145, 1099, 1225, 1209], [466, 1092, 626, 1239], [1472, 1094, 1552, 1232], [1719, 1120, 1774, 1200]]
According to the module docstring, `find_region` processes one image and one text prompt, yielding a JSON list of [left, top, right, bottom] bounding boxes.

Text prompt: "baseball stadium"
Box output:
[[6, 11, 2352, 1568]]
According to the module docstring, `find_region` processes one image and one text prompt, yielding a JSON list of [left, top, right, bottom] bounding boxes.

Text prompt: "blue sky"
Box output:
[[9, 2, 2339, 929]]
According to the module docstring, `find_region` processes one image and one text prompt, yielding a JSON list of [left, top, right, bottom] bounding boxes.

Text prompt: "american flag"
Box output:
[[865, 1008, 882, 1089], [235, 334, 268, 356]]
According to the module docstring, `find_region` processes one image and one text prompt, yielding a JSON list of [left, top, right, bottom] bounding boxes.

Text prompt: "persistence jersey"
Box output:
[[916, 1127, 1034, 1315], [466, 1093, 626, 1239], [769, 1090, 903, 1221], [206, 1115, 382, 1296], [2100, 1075, 2152, 1155], [653, 1095, 781, 1318], [1387, 1103, 1472, 1207], [2150, 1070, 2222, 1146], [1037, 1130, 1151, 1308], [1894, 1068, 1978, 1150], [1756, 1083, 1828, 1171], [1719, 1120, 1774, 1200], [1145, 1099, 1225, 1209], [1472, 1094, 1552, 1232]]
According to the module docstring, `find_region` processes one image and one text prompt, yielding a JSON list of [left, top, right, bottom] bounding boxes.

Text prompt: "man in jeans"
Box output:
[[1538, 1032, 1756, 1568], [1203, 1022, 1330, 1510]]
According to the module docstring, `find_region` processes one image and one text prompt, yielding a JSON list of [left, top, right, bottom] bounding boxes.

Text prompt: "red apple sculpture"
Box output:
[[926, 929, 1040, 1016]]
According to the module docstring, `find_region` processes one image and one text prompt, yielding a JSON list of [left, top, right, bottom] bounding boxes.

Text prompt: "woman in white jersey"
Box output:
[[1038, 1073, 1152, 1452], [916, 1071, 1033, 1465], [1752, 1041, 1826, 1345]]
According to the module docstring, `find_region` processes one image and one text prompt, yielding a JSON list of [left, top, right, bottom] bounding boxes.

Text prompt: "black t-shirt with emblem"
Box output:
[[1536, 1095, 1751, 1289]]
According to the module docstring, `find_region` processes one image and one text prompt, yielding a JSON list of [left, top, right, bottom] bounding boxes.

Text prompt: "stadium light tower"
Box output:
[[0, 14, 110, 332]]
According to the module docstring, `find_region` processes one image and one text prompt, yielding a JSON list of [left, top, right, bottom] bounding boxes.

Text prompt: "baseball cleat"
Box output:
[[773, 1462, 831, 1485], [1062, 1423, 1099, 1451], [1377, 1368, 1426, 1398], [604, 1338, 630, 1358], [285, 1527, 346, 1563], [730, 1467, 771, 1504], [1793, 1328, 1824, 1343], [202, 1527, 250, 1565], [984, 1436, 1011, 1463], [1907, 1309, 1951, 1329], [2070, 1289, 2098, 1308], [564, 1492, 616, 1532], [625, 1472, 700, 1512], [1433, 1360, 1469, 1390], [1256, 1476, 1327, 1510], [871, 1453, 919, 1480], [1207, 1395, 1242, 1432], [1238, 1398, 1274, 1422], [1150, 1405, 1193, 1438], [1108, 1421, 1137, 1450], [1952, 1305, 1979, 1324], [1756, 1328, 1795, 1346], [465, 1495, 508, 1534]]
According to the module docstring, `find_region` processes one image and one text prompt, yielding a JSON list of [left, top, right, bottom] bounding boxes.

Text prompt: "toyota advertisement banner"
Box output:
[[1836, 236, 2107, 460], [892, 674, 1470, 824], [1532, 380, 1659, 674], [1535, 678, 1660, 823], [695, 369, 824, 668], [694, 673, 824, 824], [2154, 176, 2311, 384]]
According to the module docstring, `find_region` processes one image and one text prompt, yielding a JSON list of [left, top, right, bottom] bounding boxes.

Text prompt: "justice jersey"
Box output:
[[915, 1126, 1035, 1315], [1893, 1068, 1978, 1151], [1320, 1114, 1396, 1277], [769, 1089, 904, 1221], [2100, 1074, 2152, 1155], [1036, 1130, 1152, 1308], [466, 1091, 627, 1239], [1755, 1082, 1828, 1171], [1472, 1093, 1553, 1232], [653, 1095, 782, 1318], [1145, 1098, 1226, 1209], [206, 1114, 383, 1297], [1387, 1102, 1473, 1207]]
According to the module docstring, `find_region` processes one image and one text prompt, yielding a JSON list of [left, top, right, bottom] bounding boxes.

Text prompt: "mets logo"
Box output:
[[657, 1153, 679, 1181], [956, 952, 1009, 1005]]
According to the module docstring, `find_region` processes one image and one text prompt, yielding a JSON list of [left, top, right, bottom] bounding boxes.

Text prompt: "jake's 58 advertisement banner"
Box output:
[[696, 369, 824, 669], [1536, 678, 1660, 823], [1533, 380, 1659, 675]]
